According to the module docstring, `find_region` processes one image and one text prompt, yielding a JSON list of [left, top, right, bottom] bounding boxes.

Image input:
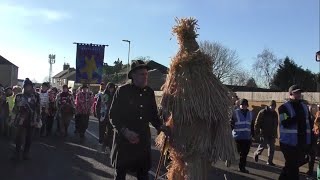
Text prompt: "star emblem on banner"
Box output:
[[80, 55, 97, 80]]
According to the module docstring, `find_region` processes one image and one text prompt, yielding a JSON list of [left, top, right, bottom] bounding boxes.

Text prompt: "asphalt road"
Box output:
[[0, 117, 315, 180]]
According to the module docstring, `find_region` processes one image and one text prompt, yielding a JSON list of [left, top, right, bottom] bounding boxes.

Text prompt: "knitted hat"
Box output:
[[23, 78, 33, 88], [239, 99, 249, 106]]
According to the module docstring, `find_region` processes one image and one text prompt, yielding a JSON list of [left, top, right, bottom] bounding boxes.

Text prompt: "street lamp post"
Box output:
[[122, 40, 131, 80], [48, 54, 56, 85]]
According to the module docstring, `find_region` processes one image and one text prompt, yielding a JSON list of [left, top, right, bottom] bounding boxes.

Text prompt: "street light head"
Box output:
[[122, 40, 130, 43], [316, 51, 320, 62]]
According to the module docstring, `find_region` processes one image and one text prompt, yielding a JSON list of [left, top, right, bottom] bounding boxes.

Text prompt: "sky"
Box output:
[[0, 0, 319, 83]]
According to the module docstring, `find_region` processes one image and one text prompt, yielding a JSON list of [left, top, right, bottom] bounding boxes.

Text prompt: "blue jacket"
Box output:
[[232, 109, 253, 140], [279, 101, 311, 146]]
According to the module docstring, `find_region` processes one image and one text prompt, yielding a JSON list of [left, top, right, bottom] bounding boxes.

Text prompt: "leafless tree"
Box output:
[[42, 76, 49, 83], [229, 68, 250, 86], [135, 56, 152, 62], [252, 48, 281, 88], [200, 41, 240, 83]]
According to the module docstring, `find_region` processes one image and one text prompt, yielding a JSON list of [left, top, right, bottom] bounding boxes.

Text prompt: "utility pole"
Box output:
[[48, 54, 56, 84]]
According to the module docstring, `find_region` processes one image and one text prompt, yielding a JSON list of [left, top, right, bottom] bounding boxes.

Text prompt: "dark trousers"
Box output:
[[56, 114, 60, 133], [99, 119, 113, 149], [114, 167, 149, 180], [98, 118, 106, 144], [15, 126, 34, 154], [105, 120, 113, 149], [78, 114, 89, 138], [74, 114, 80, 132], [40, 114, 47, 136], [279, 143, 303, 180], [46, 115, 54, 135], [308, 144, 316, 173], [236, 140, 251, 170]]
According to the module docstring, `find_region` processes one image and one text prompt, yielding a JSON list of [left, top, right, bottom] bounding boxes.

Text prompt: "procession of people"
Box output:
[[0, 17, 318, 180], [0, 67, 319, 180]]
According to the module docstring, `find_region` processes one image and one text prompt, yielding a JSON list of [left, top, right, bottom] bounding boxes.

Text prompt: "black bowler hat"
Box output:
[[128, 60, 151, 79]]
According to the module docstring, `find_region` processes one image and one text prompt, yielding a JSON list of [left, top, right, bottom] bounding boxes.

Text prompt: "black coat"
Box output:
[[109, 83, 162, 170]]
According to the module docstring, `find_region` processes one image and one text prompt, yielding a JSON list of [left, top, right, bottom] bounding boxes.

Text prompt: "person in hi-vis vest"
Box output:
[[230, 98, 253, 173], [278, 85, 312, 180]]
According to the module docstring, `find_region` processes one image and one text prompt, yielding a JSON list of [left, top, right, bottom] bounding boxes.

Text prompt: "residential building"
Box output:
[[52, 63, 76, 89], [0, 55, 18, 87]]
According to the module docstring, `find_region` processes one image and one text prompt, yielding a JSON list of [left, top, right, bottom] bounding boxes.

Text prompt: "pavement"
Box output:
[[0, 117, 316, 180]]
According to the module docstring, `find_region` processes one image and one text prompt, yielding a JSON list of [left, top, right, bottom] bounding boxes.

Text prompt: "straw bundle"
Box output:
[[156, 17, 237, 180]]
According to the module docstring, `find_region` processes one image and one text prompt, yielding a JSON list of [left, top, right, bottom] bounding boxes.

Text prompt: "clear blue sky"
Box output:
[[0, 0, 319, 82]]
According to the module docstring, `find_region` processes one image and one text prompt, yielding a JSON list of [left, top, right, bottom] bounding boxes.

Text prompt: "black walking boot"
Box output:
[[10, 151, 22, 161], [239, 167, 249, 174], [23, 152, 31, 160]]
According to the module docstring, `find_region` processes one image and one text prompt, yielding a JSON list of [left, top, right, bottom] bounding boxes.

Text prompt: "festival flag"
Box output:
[[75, 44, 105, 84]]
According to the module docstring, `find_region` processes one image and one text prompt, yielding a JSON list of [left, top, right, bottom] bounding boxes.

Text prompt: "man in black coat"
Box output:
[[109, 60, 170, 180]]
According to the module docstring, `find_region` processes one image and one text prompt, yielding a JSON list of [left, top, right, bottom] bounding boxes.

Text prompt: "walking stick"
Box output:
[[154, 135, 168, 180]]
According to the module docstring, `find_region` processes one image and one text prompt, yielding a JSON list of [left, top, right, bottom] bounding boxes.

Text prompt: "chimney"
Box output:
[[63, 63, 70, 70]]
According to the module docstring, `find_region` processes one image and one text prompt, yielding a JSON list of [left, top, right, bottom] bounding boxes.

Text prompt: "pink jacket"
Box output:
[[75, 91, 93, 115]]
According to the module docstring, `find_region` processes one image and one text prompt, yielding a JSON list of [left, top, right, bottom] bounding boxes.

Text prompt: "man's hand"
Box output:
[[159, 125, 171, 137], [314, 127, 319, 135], [123, 129, 140, 144]]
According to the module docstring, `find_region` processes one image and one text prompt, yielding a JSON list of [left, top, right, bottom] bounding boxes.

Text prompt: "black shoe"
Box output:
[[266, 162, 275, 166], [239, 168, 249, 174], [23, 153, 31, 160], [254, 154, 259, 162], [10, 152, 22, 161], [306, 170, 313, 176]]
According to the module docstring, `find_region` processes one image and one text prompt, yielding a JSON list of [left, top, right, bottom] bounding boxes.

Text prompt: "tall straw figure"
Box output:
[[156, 17, 238, 180]]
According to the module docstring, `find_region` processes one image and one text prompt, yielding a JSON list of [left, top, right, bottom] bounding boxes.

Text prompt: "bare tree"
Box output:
[[134, 56, 152, 62], [200, 41, 240, 83], [229, 68, 250, 86], [42, 76, 49, 83], [31, 78, 38, 83], [253, 48, 281, 88]]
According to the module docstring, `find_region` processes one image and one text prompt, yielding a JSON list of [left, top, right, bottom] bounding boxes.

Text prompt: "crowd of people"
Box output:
[[1, 60, 320, 180], [0, 78, 119, 160], [230, 85, 320, 180], [0, 60, 170, 180]]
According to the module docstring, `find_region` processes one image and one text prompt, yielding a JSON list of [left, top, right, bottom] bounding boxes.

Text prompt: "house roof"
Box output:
[[0, 55, 18, 67], [147, 69, 166, 91], [146, 60, 168, 74], [225, 85, 280, 92], [60, 70, 76, 80], [53, 68, 75, 78], [118, 60, 168, 75]]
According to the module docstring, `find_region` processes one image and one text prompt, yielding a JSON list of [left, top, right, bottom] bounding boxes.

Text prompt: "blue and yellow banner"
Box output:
[[76, 44, 105, 84]]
